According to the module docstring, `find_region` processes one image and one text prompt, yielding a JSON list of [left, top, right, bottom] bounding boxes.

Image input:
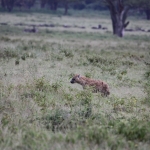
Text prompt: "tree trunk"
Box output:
[[40, 0, 47, 8], [107, 0, 129, 37], [5, 0, 15, 12], [49, 1, 58, 11], [145, 9, 150, 20], [53, 2, 58, 11], [1, 0, 6, 8], [64, 2, 68, 15]]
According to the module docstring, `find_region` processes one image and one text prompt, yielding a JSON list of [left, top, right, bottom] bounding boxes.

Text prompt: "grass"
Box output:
[[0, 10, 150, 150]]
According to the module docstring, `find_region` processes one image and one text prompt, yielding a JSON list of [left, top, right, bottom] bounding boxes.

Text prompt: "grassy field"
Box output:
[[0, 10, 150, 150]]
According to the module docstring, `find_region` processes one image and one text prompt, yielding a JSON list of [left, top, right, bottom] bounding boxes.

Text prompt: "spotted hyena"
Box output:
[[70, 74, 110, 96]]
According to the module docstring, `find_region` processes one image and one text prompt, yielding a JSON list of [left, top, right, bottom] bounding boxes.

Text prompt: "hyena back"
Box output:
[[70, 74, 110, 96]]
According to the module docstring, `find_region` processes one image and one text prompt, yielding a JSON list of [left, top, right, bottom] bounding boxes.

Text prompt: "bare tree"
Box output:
[[62, 0, 80, 15], [40, 0, 47, 8], [2, 0, 15, 12], [104, 0, 130, 37]]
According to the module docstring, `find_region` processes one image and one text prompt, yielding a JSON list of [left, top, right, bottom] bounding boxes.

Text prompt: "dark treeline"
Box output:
[[0, 0, 150, 38], [0, 0, 106, 14], [0, 0, 150, 20]]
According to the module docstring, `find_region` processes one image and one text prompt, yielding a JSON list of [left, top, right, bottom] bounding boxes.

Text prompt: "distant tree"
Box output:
[[1, 0, 15, 12], [40, 0, 47, 8], [1, 0, 6, 8], [62, 0, 81, 15], [103, 0, 130, 37], [0, 0, 36, 11], [129, 0, 150, 20], [85, 0, 93, 5], [25, 0, 36, 9], [47, 0, 58, 10]]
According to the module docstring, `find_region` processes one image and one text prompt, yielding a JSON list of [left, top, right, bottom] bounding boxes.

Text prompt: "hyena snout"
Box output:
[[70, 74, 80, 84], [70, 78, 75, 84]]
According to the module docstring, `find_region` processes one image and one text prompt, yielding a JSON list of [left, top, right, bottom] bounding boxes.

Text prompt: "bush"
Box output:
[[0, 48, 19, 58], [143, 69, 150, 105], [114, 120, 150, 141], [66, 125, 108, 144], [42, 109, 70, 131]]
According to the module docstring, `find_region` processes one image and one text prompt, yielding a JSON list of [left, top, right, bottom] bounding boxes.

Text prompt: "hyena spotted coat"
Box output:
[[70, 74, 110, 96]]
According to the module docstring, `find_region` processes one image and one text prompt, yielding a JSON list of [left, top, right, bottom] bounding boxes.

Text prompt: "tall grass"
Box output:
[[0, 10, 150, 150]]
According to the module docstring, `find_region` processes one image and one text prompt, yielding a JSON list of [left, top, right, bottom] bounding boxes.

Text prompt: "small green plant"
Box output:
[[74, 125, 108, 144], [75, 90, 93, 118], [1, 113, 11, 127], [144, 70, 150, 105], [63, 93, 74, 101], [0, 36, 11, 42], [76, 89, 93, 105], [116, 120, 150, 141], [34, 77, 49, 91], [33, 91, 47, 108], [84, 72, 92, 78], [0, 48, 19, 59], [51, 81, 62, 92], [61, 49, 74, 58], [42, 109, 69, 131]]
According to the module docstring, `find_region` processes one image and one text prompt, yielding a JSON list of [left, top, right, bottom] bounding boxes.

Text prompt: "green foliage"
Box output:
[[76, 125, 108, 144], [21, 127, 48, 150], [51, 81, 62, 92], [42, 108, 70, 131], [144, 69, 150, 105], [84, 72, 92, 78], [0, 47, 19, 59], [61, 49, 74, 58], [76, 89, 93, 105], [116, 120, 150, 141]]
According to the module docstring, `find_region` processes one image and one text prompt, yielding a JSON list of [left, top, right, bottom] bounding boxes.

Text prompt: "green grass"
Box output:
[[0, 10, 150, 150]]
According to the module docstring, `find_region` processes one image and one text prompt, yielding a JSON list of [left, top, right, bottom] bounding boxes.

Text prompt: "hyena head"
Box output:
[[70, 74, 80, 84]]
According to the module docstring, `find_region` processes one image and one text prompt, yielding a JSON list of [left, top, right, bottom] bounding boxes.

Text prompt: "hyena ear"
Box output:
[[78, 74, 80, 78], [102, 82, 103, 85]]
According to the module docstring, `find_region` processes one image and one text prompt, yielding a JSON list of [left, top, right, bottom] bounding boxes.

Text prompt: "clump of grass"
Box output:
[[51, 81, 63, 92], [114, 119, 150, 141], [0, 11, 150, 150], [61, 49, 74, 58], [66, 125, 108, 144], [0, 36, 11, 42], [42, 108, 70, 132], [34, 77, 49, 91], [51, 52, 64, 61], [0, 47, 19, 59], [84, 72, 92, 78], [75, 89, 93, 105], [144, 69, 150, 105], [87, 54, 117, 66]]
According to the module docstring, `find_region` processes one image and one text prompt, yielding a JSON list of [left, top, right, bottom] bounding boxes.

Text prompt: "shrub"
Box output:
[[115, 120, 150, 141], [87, 54, 118, 68], [34, 77, 49, 91], [42, 109, 70, 131], [76, 89, 93, 105], [0, 48, 19, 59], [144, 70, 150, 105], [61, 49, 74, 58], [66, 125, 108, 144]]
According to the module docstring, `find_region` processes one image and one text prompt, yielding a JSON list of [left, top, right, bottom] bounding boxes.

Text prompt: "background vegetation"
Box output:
[[0, 5, 150, 150]]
